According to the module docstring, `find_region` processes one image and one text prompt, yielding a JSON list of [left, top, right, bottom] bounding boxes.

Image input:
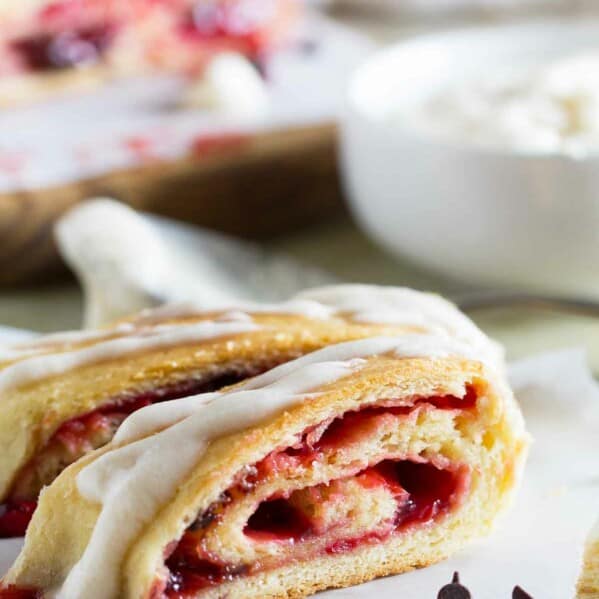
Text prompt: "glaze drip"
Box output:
[[53, 334, 486, 599]]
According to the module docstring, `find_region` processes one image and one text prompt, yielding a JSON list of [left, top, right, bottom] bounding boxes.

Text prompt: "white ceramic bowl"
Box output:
[[340, 21, 599, 294]]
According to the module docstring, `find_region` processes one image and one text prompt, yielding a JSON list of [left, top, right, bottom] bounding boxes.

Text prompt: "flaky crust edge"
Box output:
[[0, 314, 416, 500], [4, 356, 528, 598]]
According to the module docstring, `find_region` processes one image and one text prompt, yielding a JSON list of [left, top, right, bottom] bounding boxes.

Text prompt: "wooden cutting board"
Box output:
[[0, 123, 344, 286]]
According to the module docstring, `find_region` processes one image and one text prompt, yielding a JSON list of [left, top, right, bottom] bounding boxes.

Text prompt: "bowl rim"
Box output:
[[344, 17, 599, 162]]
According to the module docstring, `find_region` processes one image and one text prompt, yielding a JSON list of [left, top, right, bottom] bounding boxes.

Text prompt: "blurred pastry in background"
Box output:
[[0, 0, 298, 106], [0, 0, 369, 287]]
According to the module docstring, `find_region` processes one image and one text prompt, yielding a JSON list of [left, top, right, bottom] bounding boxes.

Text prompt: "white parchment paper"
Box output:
[[0, 348, 597, 597]]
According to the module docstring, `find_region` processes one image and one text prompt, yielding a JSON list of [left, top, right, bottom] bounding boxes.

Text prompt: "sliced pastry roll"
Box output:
[[0, 333, 527, 599], [0, 285, 499, 538], [0, 0, 297, 106]]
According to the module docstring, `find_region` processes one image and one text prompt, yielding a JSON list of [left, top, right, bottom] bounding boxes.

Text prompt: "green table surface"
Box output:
[[1, 216, 597, 372]]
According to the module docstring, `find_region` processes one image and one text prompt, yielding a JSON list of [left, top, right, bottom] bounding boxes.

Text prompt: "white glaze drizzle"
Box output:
[[0, 285, 499, 393], [0, 323, 136, 363], [297, 285, 501, 361], [129, 298, 335, 325], [54, 334, 483, 599], [132, 285, 501, 364], [0, 319, 259, 395], [138, 285, 498, 356]]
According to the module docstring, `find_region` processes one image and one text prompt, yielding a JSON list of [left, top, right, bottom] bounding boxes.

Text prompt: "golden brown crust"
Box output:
[[4, 355, 528, 598], [578, 533, 599, 598], [196, 526, 459, 599], [0, 313, 418, 501]]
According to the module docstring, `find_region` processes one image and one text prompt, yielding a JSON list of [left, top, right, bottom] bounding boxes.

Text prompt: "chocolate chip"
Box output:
[[513, 586, 534, 599], [437, 572, 471, 599]]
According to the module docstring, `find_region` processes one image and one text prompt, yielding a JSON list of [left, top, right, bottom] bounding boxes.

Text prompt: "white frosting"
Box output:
[[0, 284, 501, 392], [412, 53, 599, 157], [0, 346, 44, 363], [134, 284, 501, 364], [113, 394, 221, 443], [16, 324, 135, 348], [54, 334, 484, 599], [0, 323, 136, 364], [0, 319, 259, 395], [299, 284, 491, 344], [131, 298, 335, 326]]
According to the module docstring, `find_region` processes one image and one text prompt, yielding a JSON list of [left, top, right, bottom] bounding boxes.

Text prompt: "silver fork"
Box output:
[[456, 292, 599, 318]]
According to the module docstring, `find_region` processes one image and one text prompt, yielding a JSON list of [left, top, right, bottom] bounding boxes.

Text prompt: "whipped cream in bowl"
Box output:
[[340, 21, 599, 294], [412, 53, 599, 158]]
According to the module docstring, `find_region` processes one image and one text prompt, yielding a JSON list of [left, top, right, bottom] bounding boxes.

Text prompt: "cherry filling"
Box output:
[[0, 389, 475, 598], [0, 502, 37, 539], [0, 587, 41, 599], [244, 461, 457, 543], [244, 497, 312, 542], [163, 389, 475, 596], [0, 366, 276, 538], [6, 0, 287, 78], [11, 25, 117, 72], [178, 0, 271, 59], [165, 461, 464, 596]]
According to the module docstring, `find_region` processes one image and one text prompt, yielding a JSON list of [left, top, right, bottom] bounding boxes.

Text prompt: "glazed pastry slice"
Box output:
[[0, 333, 528, 599], [0, 284, 499, 538], [0, 0, 297, 106]]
